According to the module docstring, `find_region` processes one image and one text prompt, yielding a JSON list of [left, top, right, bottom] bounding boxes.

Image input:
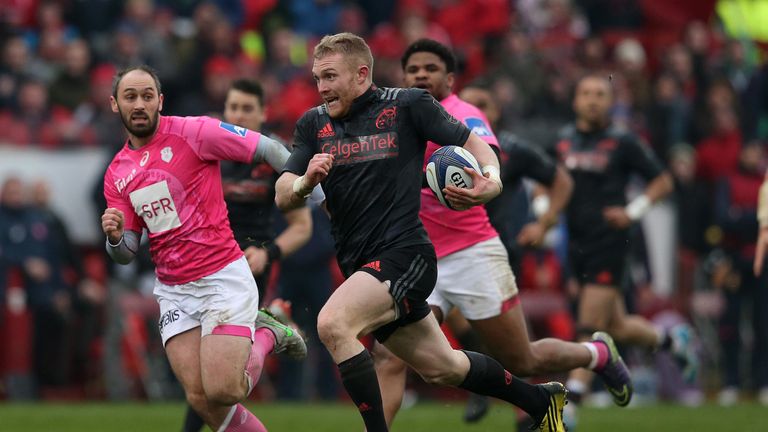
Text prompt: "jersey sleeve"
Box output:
[[504, 141, 557, 186], [459, 109, 499, 149], [408, 90, 471, 147], [186, 116, 260, 163], [103, 169, 143, 232], [282, 111, 317, 175], [621, 134, 664, 181]]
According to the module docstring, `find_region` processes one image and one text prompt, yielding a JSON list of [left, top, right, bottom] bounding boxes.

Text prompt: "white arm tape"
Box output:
[[481, 165, 503, 191], [293, 175, 313, 199], [625, 194, 652, 221], [532, 195, 551, 218]]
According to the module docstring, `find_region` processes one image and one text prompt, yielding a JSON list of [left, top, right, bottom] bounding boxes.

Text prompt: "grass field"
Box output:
[[0, 401, 765, 432]]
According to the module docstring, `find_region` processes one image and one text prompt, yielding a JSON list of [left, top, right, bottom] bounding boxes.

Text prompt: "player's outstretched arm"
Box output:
[[274, 206, 313, 259], [276, 153, 334, 212], [643, 171, 674, 203], [254, 135, 291, 171], [541, 165, 573, 227], [604, 171, 674, 228], [754, 176, 768, 276], [102, 208, 139, 264], [517, 166, 573, 246], [755, 227, 768, 276]]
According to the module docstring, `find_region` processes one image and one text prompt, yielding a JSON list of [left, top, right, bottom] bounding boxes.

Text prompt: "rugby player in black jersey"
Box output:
[[556, 75, 697, 428], [275, 32, 567, 432]]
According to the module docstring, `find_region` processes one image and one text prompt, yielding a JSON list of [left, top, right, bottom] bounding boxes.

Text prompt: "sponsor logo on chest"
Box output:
[[321, 132, 399, 166], [129, 180, 182, 233], [558, 139, 614, 172], [115, 169, 137, 194]]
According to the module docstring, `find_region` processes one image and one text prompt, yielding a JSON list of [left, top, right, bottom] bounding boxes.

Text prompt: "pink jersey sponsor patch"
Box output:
[[421, 94, 500, 258], [104, 115, 260, 284]]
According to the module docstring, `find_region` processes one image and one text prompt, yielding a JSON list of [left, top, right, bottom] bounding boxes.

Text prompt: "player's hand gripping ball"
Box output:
[[425, 145, 482, 210]]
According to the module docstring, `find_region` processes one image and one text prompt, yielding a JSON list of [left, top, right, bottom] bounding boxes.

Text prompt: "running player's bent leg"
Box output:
[[384, 313, 566, 430], [371, 341, 408, 427], [167, 328, 259, 431], [199, 333, 269, 431], [607, 291, 663, 347], [372, 303, 450, 427], [200, 334, 252, 406], [567, 284, 619, 398], [567, 284, 650, 404], [469, 302, 592, 376], [317, 272, 399, 432], [166, 327, 270, 431]]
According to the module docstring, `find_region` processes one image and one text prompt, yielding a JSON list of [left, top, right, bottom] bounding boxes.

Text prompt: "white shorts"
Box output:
[[154, 256, 260, 346], [427, 236, 519, 320]]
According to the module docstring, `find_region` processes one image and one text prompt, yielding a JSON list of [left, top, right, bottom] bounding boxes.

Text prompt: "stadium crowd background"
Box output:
[[1, 0, 768, 409]]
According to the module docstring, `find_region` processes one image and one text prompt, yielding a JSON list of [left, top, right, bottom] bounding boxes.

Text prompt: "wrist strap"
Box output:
[[293, 175, 312, 198], [481, 165, 503, 191], [262, 241, 282, 263], [531, 195, 550, 218], [625, 195, 651, 221]]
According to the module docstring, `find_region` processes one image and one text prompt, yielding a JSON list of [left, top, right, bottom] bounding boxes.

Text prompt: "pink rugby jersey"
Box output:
[[104, 115, 260, 285], [420, 94, 500, 258]]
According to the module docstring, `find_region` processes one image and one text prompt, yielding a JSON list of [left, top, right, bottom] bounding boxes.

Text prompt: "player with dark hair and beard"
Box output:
[[179, 78, 313, 432], [103, 65, 308, 432]]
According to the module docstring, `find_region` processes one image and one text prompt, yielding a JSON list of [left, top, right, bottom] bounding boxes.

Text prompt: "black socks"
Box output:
[[339, 349, 388, 432]]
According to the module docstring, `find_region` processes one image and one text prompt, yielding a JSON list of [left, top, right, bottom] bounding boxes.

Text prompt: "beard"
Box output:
[[119, 107, 159, 138]]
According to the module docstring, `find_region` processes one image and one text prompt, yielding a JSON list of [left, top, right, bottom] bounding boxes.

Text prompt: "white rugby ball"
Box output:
[[425, 145, 481, 210]]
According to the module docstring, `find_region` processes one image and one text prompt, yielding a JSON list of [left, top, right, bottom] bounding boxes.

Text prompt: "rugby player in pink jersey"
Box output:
[[371, 39, 633, 428], [100, 65, 306, 432]]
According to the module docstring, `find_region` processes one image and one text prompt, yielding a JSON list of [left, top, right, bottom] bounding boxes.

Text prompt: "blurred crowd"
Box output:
[[1, 0, 768, 407]]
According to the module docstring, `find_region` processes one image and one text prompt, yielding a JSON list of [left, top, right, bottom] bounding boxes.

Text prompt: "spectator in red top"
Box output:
[[695, 105, 742, 183]]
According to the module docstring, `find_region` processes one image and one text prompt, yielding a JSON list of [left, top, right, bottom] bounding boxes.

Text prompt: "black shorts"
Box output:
[[569, 234, 628, 288], [357, 244, 437, 343]]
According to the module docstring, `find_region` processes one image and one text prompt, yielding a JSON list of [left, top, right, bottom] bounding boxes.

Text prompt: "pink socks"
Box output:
[[245, 328, 276, 393], [219, 404, 267, 432], [582, 341, 610, 371]]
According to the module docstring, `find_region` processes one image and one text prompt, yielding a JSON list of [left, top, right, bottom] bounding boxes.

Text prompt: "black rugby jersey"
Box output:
[[485, 132, 557, 266], [220, 158, 278, 247], [554, 124, 663, 240], [283, 85, 470, 276], [499, 132, 557, 188]]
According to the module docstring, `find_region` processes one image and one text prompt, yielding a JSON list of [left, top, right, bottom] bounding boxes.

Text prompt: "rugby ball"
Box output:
[[425, 146, 481, 210]]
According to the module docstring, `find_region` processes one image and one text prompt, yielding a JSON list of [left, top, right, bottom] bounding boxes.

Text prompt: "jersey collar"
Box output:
[[345, 84, 378, 119]]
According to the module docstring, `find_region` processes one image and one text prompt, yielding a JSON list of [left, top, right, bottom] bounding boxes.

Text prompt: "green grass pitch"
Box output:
[[0, 402, 765, 431]]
